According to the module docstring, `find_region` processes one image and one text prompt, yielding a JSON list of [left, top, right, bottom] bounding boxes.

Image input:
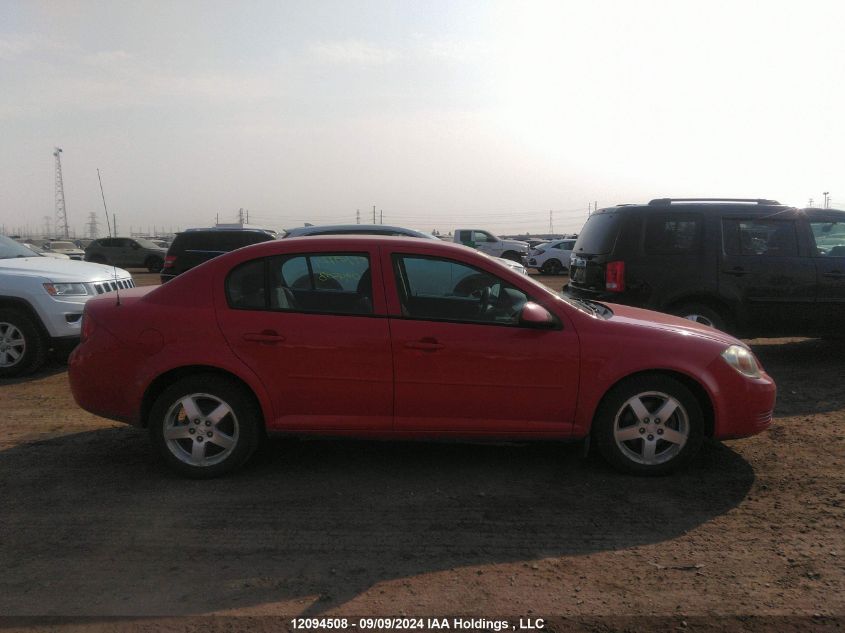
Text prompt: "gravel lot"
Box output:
[[1, 271, 843, 631]]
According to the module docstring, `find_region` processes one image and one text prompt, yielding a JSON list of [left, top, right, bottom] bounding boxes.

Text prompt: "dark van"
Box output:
[[565, 198, 845, 337], [160, 228, 276, 283]]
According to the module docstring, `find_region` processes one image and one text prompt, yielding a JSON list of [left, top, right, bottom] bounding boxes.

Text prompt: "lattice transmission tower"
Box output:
[[53, 147, 70, 238]]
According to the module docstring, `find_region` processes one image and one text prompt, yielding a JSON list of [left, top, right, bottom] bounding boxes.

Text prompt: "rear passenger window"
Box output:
[[644, 215, 702, 253], [227, 254, 373, 315], [723, 220, 798, 257]]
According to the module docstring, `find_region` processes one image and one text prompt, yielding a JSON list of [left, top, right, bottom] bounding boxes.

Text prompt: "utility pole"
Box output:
[[380, 209, 383, 224], [113, 214, 118, 236], [53, 147, 70, 238], [356, 209, 360, 224], [588, 202, 592, 217], [823, 192, 830, 209], [549, 210, 553, 234], [372, 205, 376, 224], [238, 208, 245, 224], [808, 198, 814, 208]]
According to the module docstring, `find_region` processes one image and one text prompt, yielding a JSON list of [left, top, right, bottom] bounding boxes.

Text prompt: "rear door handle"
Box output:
[[722, 267, 747, 277], [404, 339, 444, 351], [243, 331, 286, 344]]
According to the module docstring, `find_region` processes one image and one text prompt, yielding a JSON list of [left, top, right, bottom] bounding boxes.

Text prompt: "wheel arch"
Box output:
[[140, 365, 267, 430], [589, 369, 715, 439], [0, 297, 49, 339], [663, 294, 734, 324]]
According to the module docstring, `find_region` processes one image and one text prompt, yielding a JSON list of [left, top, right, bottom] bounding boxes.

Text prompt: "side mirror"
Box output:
[[519, 302, 557, 329]]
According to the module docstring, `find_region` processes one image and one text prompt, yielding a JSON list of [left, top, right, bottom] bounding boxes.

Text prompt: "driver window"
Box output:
[[394, 255, 529, 325]]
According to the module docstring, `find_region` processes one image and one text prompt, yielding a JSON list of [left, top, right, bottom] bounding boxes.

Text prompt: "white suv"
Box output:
[[0, 235, 135, 377]]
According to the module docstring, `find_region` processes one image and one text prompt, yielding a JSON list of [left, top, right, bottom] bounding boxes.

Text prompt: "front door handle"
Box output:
[[404, 338, 444, 351], [722, 267, 748, 277], [243, 330, 286, 344]]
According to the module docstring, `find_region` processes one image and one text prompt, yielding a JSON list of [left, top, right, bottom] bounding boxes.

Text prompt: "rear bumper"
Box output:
[[565, 283, 634, 304]]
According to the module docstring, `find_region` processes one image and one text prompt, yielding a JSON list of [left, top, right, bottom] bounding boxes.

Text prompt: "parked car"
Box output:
[[525, 238, 577, 275], [160, 228, 276, 283], [0, 235, 134, 377], [43, 240, 85, 260], [284, 223, 528, 275], [565, 198, 845, 337], [84, 237, 168, 272], [453, 228, 529, 262], [23, 243, 70, 259], [69, 235, 775, 478]]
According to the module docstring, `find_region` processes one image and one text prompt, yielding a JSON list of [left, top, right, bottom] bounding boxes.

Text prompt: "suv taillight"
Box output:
[[162, 255, 176, 269], [605, 260, 625, 292]]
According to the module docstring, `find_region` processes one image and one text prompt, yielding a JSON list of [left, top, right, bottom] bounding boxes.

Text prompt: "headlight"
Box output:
[[721, 345, 761, 378], [44, 283, 89, 297]]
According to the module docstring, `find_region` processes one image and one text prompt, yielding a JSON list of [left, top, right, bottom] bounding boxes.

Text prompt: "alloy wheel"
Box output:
[[0, 322, 26, 368], [162, 392, 240, 467], [613, 390, 689, 466]]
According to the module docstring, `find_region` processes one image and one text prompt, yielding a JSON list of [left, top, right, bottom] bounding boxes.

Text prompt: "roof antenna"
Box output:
[[97, 168, 121, 306]]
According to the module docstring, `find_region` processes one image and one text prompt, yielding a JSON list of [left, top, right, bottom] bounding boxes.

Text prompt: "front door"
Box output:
[[808, 216, 845, 331], [385, 252, 579, 434], [216, 249, 393, 430], [719, 218, 816, 335]]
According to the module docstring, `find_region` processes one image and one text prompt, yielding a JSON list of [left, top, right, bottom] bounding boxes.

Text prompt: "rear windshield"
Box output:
[[573, 212, 622, 255], [173, 231, 273, 252]]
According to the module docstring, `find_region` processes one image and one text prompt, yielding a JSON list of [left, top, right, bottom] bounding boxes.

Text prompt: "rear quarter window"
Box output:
[[644, 214, 703, 253]]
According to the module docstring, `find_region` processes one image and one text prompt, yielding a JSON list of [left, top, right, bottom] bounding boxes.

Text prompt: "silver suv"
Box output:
[[0, 235, 134, 377]]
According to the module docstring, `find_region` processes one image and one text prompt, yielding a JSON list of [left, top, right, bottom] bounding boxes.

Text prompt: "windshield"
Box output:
[[0, 236, 42, 258], [49, 241, 76, 249]]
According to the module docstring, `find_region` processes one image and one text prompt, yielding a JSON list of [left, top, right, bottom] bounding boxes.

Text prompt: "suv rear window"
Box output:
[[573, 212, 622, 255]]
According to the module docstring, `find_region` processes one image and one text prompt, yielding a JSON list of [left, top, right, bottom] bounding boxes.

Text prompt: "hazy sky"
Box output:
[[1, 0, 843, 237]]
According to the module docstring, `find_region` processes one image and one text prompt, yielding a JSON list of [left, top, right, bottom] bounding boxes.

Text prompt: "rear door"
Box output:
[[719, 218, 816, 334], [216, 247, 393, 430]]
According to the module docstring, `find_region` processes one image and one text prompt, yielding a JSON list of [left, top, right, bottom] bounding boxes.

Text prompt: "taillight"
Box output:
[[605, 261, 625, 292], [80, 311, 96, 343], [162, 255, 176, 269]]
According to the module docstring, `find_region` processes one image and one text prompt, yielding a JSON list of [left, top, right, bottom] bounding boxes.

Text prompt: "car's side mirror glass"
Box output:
[[519, 302, 557, 329]]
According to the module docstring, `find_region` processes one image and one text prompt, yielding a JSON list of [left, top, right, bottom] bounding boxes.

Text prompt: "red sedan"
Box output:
[[69, 236, 776, 478]]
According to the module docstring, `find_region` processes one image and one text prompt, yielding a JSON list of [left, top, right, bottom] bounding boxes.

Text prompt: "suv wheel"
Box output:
[[149, 374, 262, 478], [0, 309, 48, 378], [593, 375, 704, 475], [673, 303, 727, 331], [145, 256, 164, 273]]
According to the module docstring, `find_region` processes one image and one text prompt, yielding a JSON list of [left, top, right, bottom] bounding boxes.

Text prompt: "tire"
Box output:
[[593, 374, 704, 475], [501, 251, 522, 262], [149, 374, 262, 478], [672, 303, 728, 331], [145, 256, 164, 273], [542, 259, 563, 275], [0, 309, 48, 378]]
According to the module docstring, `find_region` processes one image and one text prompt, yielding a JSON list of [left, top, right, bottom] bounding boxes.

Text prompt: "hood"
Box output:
[[503, 239, 529, 248], [606, 302, 742, 348], [0, 257, 133, 281]]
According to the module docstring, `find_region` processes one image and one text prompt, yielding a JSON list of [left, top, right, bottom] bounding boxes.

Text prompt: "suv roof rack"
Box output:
[[648, 198, 780, 206]]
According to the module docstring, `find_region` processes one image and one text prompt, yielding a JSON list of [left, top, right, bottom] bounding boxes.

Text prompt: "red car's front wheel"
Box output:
[[593, 374, 705, 475]]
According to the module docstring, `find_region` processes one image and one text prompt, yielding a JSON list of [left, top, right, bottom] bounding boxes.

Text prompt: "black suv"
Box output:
[[160, 229, 276, 283], [566, 198, 845, 337]]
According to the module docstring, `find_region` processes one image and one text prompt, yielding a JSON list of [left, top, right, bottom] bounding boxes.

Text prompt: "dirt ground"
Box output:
[[1, 271, 843, 632]]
